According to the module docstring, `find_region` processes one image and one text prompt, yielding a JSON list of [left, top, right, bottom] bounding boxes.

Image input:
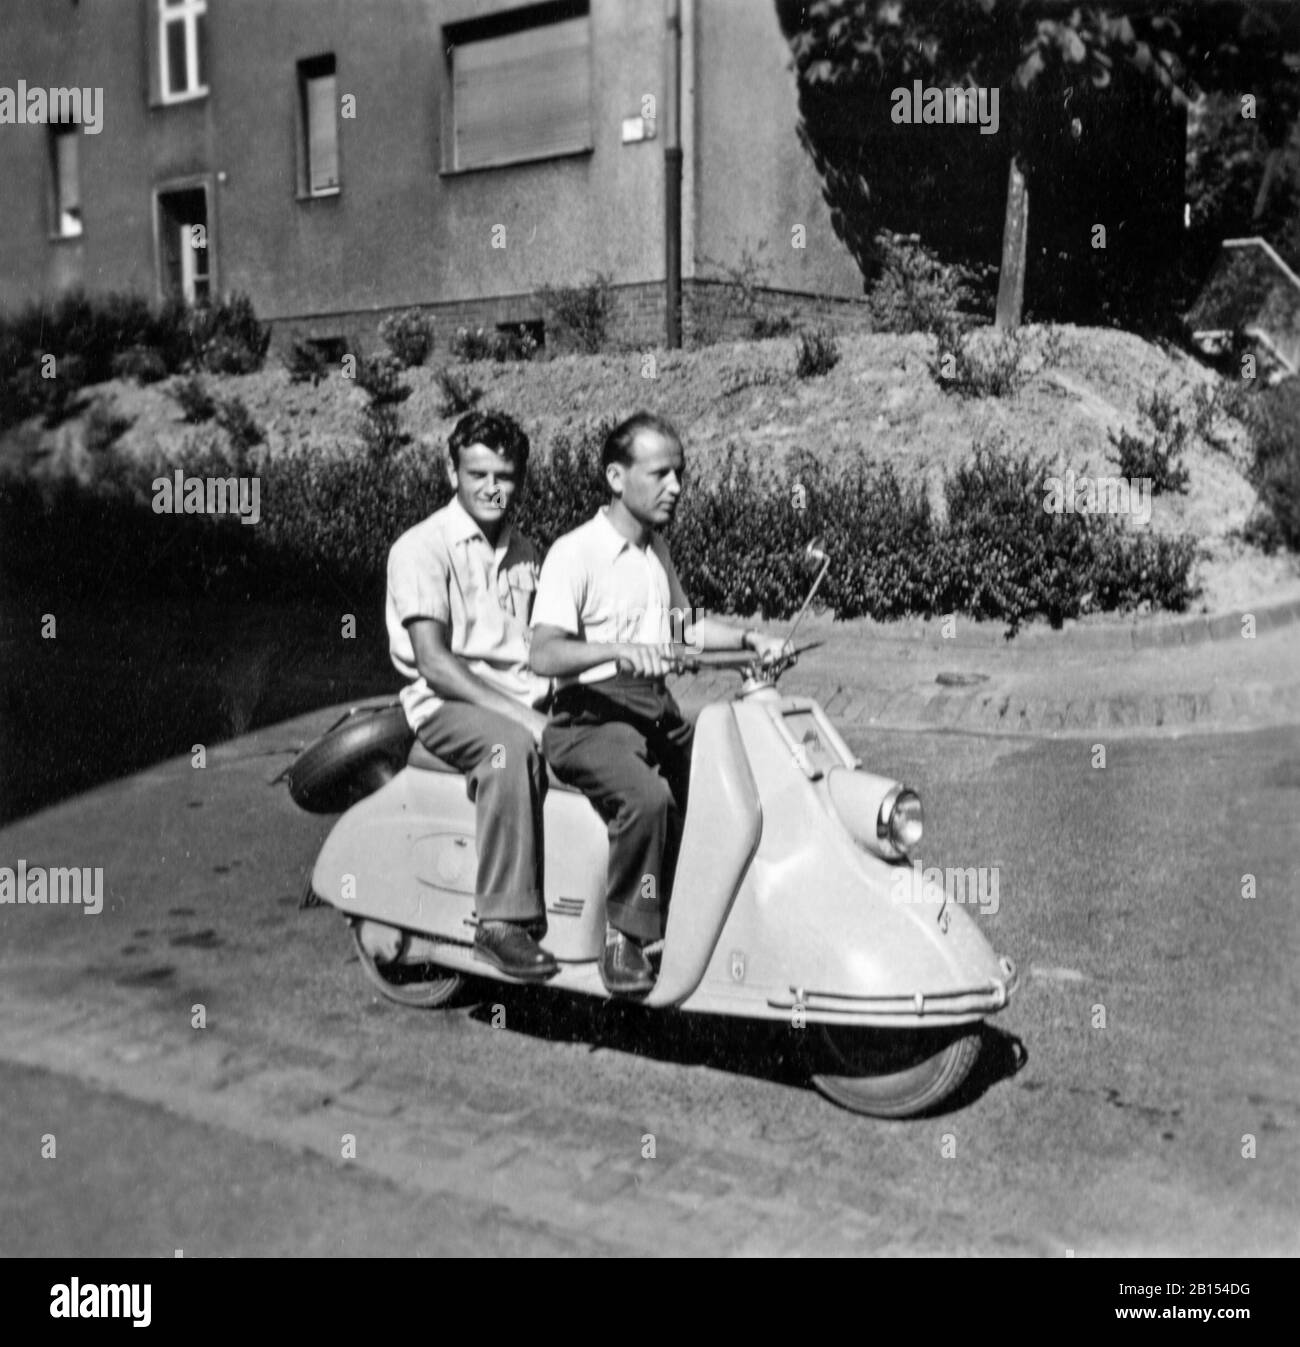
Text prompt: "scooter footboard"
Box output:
[[645, 704, 762, 1008]]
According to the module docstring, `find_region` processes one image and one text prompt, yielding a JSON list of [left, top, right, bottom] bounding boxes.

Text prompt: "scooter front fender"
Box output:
[[679, 696, 1016, 1025]]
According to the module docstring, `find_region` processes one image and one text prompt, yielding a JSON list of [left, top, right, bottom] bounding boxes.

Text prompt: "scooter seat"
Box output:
[[406, 738, 577, 793]]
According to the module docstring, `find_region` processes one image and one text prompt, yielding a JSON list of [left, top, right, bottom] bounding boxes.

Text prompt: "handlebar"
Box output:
[[668, 641, 820, 679], [674, 650, 764, 670]]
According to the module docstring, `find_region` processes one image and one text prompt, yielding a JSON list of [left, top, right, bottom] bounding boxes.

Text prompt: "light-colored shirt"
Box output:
[[386, 496, 550, 731], [531, 506, 690, 686]]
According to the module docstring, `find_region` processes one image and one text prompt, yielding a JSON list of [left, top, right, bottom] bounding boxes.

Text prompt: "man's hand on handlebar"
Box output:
[[744, 631, 794, 666], [614, 641, 680, 678]]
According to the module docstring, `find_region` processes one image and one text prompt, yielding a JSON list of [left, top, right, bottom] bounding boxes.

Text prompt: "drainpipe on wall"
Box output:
[[664, 0, 682, 348]]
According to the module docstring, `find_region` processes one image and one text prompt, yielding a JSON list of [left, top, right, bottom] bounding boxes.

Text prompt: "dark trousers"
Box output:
[[417, 702, 547, 923], [541, 676, 694, 943]]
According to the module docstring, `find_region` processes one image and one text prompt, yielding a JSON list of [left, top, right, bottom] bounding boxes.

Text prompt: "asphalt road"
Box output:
[[1, 715, 1296, 1257]]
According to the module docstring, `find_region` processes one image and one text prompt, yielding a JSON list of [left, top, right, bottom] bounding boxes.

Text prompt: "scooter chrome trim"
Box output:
[[768, 954, 1019, 1022], [768, 983, 1010, 1021]]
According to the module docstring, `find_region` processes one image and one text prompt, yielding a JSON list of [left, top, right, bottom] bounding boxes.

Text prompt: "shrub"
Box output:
[[1241, 379, 1300, 552], [495, 323, 542, 362], [358, 402, 411, 459], [357, 352, 411, 405], [435, 367, 482, 417], [668, 448, 935, 620], [1109, 389, 1192, 495], [355, 352, 411, 458], [3, 409, 1199, 635], [37, 352, 89, 426], [260, 440, 447, 588], [172, 374, 216, 423], [515, 419, 613, 549], [538, 273, 614, 354], [200, 333, 261, 376], [284, 338, 329, 386], [1037, 325, 1068, 372], [866, 231, 989, 337], [0, 290, 191, 424], [379, 309, 435, 368], [0, 363, 38, 429], [449, 326, 499, 362], [215, 396, 263, 456], [931, 328, 1027, 399], [794, 326, 840, 378], [447, 323, 540, 364], [751, 311, 795, 339], [928, 443, 1195, 634], [190, 293, 271, 375], [110, 345, 169, 384], [690, 247, 784, 346], [83, 398, 133, 454]]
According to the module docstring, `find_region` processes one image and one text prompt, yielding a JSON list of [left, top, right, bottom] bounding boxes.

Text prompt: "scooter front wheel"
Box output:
[[809, 1025, 981, 1119], [350, 919, 467, 1009]]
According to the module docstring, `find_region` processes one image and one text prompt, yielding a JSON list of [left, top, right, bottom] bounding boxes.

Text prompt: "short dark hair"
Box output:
[[601, 411, 682, 478], [448, 410, 530, 471]]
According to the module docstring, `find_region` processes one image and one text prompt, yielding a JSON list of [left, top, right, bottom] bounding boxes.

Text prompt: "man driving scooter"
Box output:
[[385, 410, 557, 982], [529, 412, 788, 997]]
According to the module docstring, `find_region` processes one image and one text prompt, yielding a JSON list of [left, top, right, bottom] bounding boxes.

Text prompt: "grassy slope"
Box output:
[[6, 324, 1298, 617]]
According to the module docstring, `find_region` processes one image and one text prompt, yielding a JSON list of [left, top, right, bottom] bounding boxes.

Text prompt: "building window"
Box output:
[[156, 186, 211, 303], [445, 2, 591, 172], [297, 55, 339, 197], [50, 126, 82, 238], [159, 0, 208, 103]]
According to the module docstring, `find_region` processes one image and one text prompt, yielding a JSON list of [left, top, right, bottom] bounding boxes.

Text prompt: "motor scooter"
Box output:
[[287, 546, 1017, 1117]]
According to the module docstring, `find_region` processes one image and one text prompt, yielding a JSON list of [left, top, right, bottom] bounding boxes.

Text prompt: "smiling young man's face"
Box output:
[[448, 442, 520, 542]]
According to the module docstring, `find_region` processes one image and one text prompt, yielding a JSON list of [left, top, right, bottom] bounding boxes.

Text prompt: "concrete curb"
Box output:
[[846, 593, 1300, 653], [673, 666, 1300, 741]]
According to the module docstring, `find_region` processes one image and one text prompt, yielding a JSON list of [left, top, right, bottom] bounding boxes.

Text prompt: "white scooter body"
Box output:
[[310, 680, 1017, 1030]]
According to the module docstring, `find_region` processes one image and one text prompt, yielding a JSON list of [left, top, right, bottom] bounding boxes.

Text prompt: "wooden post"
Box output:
[[995, 154, 1029, 331]]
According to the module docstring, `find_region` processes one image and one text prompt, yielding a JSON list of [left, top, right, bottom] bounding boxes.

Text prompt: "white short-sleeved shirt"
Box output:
[[531, 506, 691, 686], [386, 497, 550, 731]]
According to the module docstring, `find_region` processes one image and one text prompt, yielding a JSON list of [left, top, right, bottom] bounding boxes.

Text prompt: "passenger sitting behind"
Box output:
[[385, 410, 556, 981], [529, 412, 789, 997]]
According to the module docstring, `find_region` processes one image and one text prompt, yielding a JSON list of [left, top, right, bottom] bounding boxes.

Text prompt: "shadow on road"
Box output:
[[458, 982, 1027, 1116], [1, 593, 397, 824]]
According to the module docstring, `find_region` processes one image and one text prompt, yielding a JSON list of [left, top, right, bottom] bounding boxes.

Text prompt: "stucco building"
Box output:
[[0, 0, 866, 351]]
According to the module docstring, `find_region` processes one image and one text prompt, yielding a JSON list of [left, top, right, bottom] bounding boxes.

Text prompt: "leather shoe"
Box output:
[[474, 920, 558, 981], [599, 926, 656, 997]]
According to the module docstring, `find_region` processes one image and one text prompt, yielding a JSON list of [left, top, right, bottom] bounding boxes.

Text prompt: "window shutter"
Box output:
[[453, 16, 590, 170], [307, 74, 338, 191]]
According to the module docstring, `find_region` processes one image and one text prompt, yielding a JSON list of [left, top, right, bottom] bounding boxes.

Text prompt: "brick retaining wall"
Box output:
[[267, 280, 872, 358]]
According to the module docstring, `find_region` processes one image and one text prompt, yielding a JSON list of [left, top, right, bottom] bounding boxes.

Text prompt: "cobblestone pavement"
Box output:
[[1, 717, 1296, 1257]]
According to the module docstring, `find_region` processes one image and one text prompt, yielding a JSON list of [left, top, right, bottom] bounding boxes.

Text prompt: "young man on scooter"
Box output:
[[385, 410, 556, 982], [529, 412, 788, 996]]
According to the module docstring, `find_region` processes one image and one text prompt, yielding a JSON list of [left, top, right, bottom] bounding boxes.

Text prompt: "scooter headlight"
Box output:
[[884, 788, 924, 856], [826, 770, 924, 861]]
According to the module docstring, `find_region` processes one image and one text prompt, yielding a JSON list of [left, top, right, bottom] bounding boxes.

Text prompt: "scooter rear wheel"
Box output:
[[809, 1025, 981, 1119], [350, 919, 467, 1009]]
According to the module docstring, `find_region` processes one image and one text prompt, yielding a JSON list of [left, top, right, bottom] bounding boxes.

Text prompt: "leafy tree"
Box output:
[[779, 0, 1300, 329]]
